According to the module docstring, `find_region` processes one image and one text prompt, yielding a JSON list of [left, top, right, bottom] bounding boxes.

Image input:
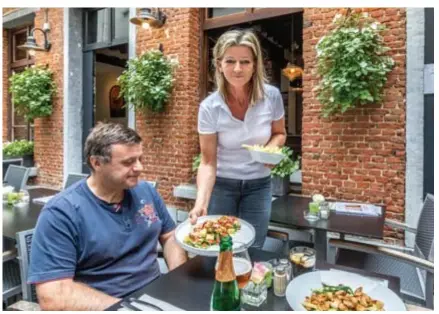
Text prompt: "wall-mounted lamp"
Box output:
[[17, 28, 51, 56], [130, 8, 167, 29]]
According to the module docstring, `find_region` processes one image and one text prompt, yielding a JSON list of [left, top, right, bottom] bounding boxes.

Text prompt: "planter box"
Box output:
[[271, 176, 290, 196], [3, 154, 34, 167]]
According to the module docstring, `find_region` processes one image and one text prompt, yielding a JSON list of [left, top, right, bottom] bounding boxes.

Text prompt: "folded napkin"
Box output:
[[118, 293, 186, 311]]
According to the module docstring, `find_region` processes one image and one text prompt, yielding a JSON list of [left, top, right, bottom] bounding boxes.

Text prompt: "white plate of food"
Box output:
[[242, 144, 284, 165], [175, 215, 255, 257], [285, 270, 406, 311]]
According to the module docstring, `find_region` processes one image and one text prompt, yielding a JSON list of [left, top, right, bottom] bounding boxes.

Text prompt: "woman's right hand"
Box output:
[[188, 205, 207, 225]]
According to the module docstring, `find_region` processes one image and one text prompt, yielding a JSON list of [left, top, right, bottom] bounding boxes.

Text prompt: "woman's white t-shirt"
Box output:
[[198, 84, 285, 180]]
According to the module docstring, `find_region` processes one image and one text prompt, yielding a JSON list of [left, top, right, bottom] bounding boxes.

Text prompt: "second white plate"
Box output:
[[175, 215, 255, 257]]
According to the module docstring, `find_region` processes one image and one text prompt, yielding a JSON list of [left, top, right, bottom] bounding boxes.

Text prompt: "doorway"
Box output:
[[204, 12, 304, 159], [81, 8, 130, 173]]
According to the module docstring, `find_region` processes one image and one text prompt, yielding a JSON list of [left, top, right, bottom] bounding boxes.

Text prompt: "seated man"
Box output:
[[28, 122, 187, 310]]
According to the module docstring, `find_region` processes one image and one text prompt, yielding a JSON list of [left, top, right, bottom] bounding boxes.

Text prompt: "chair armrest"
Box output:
[[3, 249, 18, 263], [384, 219, 417, 234], [267, 229, 289, 241], [329, 239, 434, 273]]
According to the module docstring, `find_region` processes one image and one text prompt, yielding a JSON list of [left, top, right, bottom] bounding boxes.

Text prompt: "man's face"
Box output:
[[94, 143, 144, 189]]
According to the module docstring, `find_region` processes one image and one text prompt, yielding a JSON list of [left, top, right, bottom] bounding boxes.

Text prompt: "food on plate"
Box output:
[[183, 216, 241, 248], [302, 284, 385, 311], [242, 144, 283, 155]]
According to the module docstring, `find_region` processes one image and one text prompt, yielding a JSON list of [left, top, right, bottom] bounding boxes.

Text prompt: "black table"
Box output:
[[106, 248, 400, 311], [3, 187, 58, 240], [270, 195, 386, 260]]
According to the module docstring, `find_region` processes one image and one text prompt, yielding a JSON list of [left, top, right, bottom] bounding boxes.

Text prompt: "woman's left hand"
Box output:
[[264, 163, 275, 169]]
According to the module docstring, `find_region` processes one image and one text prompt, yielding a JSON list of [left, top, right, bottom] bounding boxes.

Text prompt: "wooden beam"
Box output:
[[203, 8, 303, 30]]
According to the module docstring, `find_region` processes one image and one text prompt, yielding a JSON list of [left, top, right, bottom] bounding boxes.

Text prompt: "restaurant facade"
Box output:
[[2, 8, 434, 243]]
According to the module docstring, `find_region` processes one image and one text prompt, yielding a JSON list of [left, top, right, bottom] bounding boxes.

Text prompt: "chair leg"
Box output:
[[425, 272, 434, 309]]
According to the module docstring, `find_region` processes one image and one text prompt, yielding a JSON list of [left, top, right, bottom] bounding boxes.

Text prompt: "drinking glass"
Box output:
[[233, 249, 252, 289], [304, 201, 320, 221], [289, 246, 316, 278]]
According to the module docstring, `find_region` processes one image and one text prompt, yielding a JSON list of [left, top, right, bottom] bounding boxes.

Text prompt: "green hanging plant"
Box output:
[[271, 146, 300, 178], [118, 49, 178, 113], [9, 66, 57, 121], [315, 11, 395, 117]]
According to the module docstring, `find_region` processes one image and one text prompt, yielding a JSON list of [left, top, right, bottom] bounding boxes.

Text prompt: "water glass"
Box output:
[[241, 281, 267, 307], [304, 201, 320, 221], [319, 201, 330, 219]]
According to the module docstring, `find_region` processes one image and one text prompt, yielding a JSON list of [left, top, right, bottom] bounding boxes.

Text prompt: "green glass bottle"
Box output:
[[211, 236, 241, 311]]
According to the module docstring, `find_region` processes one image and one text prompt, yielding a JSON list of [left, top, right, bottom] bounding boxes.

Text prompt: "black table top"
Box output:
[[3, 187, 58, 240], [106, 249, 400, 311], [271, 195, 385, 239]]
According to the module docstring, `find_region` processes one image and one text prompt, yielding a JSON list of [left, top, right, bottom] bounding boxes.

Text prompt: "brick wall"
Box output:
[[32, 8, 64, 188], [136, 8, 201, 210], [302, 8, 407, 243], [2, 28, 9, 142]]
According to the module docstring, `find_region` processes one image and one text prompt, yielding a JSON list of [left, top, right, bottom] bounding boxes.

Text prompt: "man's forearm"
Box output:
[[38, 279, 120, 311], [163, 235, 188, 271]]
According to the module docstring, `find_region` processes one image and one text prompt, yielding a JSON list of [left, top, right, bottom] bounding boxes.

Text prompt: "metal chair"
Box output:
[[329, 194, 434, 309], [63, 172, 88, 189], [6, 229, 41, 311], [4, 165, 30, 192], [3, 237, 21, 308], [3, 158, 23, 180]]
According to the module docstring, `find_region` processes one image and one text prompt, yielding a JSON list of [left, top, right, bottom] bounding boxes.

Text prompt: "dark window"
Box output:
[[84, 8, 129, 50], [113, 8, 130, 40], [8, 26, 35, 141], [12, 28, 28, 62], [208, 8, 245, 18]]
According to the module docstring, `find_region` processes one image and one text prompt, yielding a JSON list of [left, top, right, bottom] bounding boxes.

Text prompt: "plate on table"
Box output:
[[175, 215, 255, 257], [285, 270, 406, 311], [242, 145, 284, 165]]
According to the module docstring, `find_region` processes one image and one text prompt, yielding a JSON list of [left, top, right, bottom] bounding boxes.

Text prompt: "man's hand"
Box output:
[[188, 205, 207, 225]]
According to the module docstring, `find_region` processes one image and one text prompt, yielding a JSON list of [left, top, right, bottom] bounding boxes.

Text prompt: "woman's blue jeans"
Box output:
[[207, 176, 272, 249]]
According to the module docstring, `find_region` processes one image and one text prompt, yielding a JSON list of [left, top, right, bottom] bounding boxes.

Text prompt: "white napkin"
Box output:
[[118, 293, 185, 311]]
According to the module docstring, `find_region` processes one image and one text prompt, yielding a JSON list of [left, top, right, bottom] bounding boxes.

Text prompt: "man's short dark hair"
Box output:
[[84, 122, 142, 171]]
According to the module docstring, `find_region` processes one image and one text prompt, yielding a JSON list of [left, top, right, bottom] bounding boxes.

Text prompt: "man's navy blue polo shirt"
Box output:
[[28, 179, 176, 297]]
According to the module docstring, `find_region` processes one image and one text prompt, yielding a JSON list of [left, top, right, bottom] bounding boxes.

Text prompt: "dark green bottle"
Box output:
[[211, 236, 240, 311]]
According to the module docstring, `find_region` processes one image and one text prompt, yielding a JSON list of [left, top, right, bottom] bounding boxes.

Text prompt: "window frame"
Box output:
[[8, 25, 35, 141], [83, 8, 129, 52]]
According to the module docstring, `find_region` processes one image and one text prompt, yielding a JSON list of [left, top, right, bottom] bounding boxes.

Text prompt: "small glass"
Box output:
[[304, 201, 320, 221], [289, 246, 316, 277], [241, 280, 267, 307], [14, 189, 30, 209], [319, 201, 330, 219]]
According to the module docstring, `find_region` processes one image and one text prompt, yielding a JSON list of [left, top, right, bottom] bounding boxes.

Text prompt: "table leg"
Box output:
[[314, 229, 327, 261]]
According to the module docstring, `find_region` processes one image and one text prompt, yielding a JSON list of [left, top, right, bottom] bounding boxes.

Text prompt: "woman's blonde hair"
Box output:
[[213, 29, 267, 107]]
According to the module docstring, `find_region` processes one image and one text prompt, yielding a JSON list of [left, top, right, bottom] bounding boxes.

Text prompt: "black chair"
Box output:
[[63, 173, 89, 189], [329, 194, 434, 309], [3, 158, 23, 180], [4, 165, 30, 192]]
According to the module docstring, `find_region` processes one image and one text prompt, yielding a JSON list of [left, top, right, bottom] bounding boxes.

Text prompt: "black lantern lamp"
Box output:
[[17, 28, 51, 56], [130, 8, 167, 29]]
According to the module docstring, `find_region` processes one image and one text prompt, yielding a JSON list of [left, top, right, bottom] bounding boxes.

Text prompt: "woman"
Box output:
[[189, 29, 286, 248]]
